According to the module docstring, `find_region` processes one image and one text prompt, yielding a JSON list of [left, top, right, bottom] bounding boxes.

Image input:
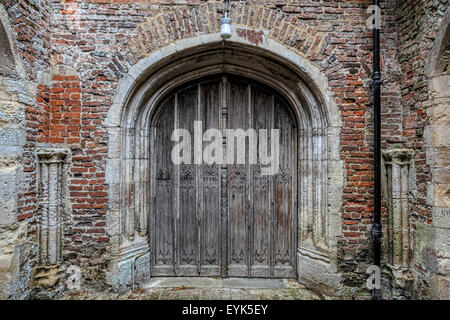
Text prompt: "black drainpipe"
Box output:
[[371, 0, 382, 300]]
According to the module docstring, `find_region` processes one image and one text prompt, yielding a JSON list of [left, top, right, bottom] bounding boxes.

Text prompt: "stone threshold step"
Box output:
[[145, 277, 299, 289]]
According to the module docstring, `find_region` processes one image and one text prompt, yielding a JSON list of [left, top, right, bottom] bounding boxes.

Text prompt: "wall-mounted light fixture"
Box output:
[[220, 1, 231, 40]]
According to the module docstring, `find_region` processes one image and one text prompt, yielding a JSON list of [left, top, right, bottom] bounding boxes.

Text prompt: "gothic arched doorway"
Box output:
[[150, 75, 297, 278], [106, 40, 343, 289]]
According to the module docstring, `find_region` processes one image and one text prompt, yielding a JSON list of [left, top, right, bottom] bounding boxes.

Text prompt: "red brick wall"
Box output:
[[48, 75, 82, 144], [2, 0, 447, 296], [49, 0, 393, 290]]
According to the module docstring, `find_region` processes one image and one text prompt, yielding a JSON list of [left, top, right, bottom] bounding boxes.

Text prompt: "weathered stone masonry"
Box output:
[[1, 0, 51, 299], [0, 0, 448, 299]]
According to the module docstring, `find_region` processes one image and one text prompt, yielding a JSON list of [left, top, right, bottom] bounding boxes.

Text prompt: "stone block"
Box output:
[[0, 221, 27, 299], [297, 248, 341, 296], [433, 183, 450, 207], [0, 125, 25, 147], [0, 172, 18, 225], [426, 104, 450, 125], [424, 124, 450, 148], [107, 237, 150, 289], [433, 207, 450, 229], [31, 265, 65, 288]]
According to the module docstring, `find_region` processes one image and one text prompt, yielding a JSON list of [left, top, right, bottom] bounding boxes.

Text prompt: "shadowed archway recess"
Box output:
[[105, 39, 343, 289]]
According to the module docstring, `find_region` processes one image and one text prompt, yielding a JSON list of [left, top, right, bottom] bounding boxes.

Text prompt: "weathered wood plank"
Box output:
[[200, 80, 221, 276], [273, 98, 296, 278], [152, 97, 175, 276], [250, 85, 272, 277], [177, 85, 198, 276], [227, 79, 249, 277]]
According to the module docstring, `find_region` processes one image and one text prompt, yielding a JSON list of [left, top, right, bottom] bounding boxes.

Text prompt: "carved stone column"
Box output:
[[37, 148, 69, 264], [383, 149, 414, 298], [32, 148, 69, 288], [105, 127, 150, 289]]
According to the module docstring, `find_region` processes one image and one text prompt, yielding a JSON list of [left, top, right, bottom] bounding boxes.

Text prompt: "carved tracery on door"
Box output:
[[150, 75, 297, 278]]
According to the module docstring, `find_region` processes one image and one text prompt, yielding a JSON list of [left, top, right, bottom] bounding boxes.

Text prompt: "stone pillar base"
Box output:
[[386, 264, 413, 299], [430, 274, 450, 299], [107, 235, 150, 290], [297, 247, 342, 296]]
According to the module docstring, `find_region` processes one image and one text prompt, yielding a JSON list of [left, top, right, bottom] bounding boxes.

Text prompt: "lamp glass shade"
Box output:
[[220, 17, 232, 39]]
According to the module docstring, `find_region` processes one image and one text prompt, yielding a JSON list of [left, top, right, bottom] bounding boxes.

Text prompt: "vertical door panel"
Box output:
[[250, 86, 272, 277], [176, 86, 198, 275], [227, 80, 249, 277], [200, 80, 222, 276], [152, 98, 175, 276], [273, 99, 296, 278]]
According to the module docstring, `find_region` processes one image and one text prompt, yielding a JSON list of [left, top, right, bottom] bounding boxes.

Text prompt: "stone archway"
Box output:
[[421, 10, 450, 299], [0, 20, 14, 75], [105, 35, 343, 291], [0, 4, 29, 299], [425, 11, 450, 210]]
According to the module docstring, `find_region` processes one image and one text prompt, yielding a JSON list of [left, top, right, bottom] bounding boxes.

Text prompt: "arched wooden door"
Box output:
[[150, 75, 297, 278]]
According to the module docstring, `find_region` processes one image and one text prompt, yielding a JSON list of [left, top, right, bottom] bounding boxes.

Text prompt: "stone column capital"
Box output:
[[36, 148, 70, 164], [382, 149, 414, 165]]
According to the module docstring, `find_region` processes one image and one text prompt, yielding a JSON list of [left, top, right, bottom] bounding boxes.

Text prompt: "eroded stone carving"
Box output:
[[383, 149, 414, 299], [36, 148, 70, 266]]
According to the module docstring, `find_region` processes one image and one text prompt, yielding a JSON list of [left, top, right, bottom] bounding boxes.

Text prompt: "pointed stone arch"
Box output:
[[0, 21, 14, 75], [0, 5, 25, 78], [421, 9, 450, 300], [105, 33, 344, 293], [0, 4, 30, 299]]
